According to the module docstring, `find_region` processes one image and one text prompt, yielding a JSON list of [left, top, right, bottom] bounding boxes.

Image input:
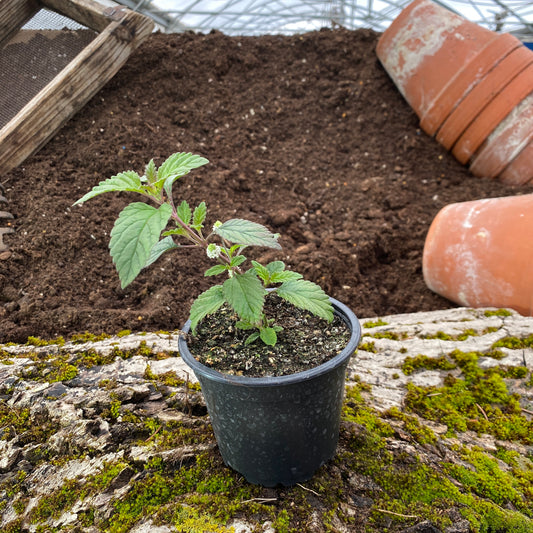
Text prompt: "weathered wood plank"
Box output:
[[40, 0, 127, 32], [0, 0, 40, 47], [0, 9, 154, 176]]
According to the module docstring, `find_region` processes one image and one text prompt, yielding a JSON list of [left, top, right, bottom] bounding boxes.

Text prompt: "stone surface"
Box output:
[[1, 307, 532, 532]]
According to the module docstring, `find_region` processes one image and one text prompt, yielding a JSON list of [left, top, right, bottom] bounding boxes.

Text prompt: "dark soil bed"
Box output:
[[1, 28, 531, 343]]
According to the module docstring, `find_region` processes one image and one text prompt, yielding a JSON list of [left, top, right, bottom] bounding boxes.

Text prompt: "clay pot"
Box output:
[[376, 0, 497, 123], [451, 61, 533, 164], [499, 138, 533, 185], [423, 194, 533, 316], [469, 92, 533, 179], [436, 45, 533, 153], [420, 33, 523, 136]]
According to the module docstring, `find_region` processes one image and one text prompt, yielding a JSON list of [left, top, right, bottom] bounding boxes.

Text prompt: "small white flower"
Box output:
[[212, 220, 222, 232], [206, 243, 221, 259]]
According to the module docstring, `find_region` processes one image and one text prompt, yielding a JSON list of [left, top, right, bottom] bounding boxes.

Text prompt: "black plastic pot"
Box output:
[[178, 297, 361, 487]]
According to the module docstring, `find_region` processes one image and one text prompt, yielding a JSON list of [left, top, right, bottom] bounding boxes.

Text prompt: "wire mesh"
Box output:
[[113, 0, 533, 37], [0, 9, 97, 129]]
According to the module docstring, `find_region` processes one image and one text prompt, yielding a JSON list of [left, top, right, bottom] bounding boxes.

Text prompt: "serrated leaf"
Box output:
[[276, 280, 333, 322], [193, 202, 207, 227], [109, 202, 172, 288], [158, 152, 209, 180], [144, 159, 157, 183], [176, 200, 192, 225], [230, 255, 246, 268], [251, 261, 270, 283], [223, 270, 265, 324], [145, 236, 178, 269], [189, 285, 225, 332], [205, 264, 228, 277], [266, 261, 285, 274], [214, 219, 281, 249], [74, 171, 143, 205], [270, 270, 303, 283], [260, 327, 277, 346]]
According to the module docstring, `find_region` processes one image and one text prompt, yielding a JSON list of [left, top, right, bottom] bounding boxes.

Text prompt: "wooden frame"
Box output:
[[0, 0, 154, 176]]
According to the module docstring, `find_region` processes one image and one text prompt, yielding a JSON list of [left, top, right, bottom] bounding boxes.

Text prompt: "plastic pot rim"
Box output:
[[178, 296, 361, 388]]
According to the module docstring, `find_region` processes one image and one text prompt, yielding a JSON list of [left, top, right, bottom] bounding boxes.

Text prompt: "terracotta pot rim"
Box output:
[[436, 45, 533, 152], [452, 61, 533, 164], [420, 33, 522, 136]]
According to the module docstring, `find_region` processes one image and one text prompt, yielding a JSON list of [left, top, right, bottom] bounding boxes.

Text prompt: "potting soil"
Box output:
[[1, 28, 531, 343]]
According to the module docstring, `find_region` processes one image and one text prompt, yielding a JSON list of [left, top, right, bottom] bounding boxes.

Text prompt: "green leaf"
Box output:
[[260, 327, 278, 346], [244, 332, 260, 345], [109, 202, 172, 288], [162, 228, 188, 237], [193, 202, 207, 228], [145, 236, 179, 268], [176, 200, 192, 225], [158, 152, 209, 181], [235, 320, 255, 330], [251, 261, 270, 283], [214, 219, 281, 249], [189, 285, 226, 332], [223, 270, 265, 324], [229, 244, 246, 255], [204, 264, 228, 277], [270, 270, 303, 283], [276, 280, 333, 322], [230, 255, 246, 268], [266, 261, 285, 274], [74, 171, 143, 205], [144, 159, 157, 183]]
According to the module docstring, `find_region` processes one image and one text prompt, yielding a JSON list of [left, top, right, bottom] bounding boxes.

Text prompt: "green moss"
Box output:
[[25, 336, 65, 347], [443, 446, 532, 515], [403, 350, 532, 443], [30, 479, 81, 522], [363, 319, 388, 328], [422, 330, 453, 340], [357, 341, 377, 353], [456, 328, 479, 341], [343, 384, 394, 439], [384, 407, 437, 444], [422, 329, 484, 341], [171, 507, 234, 532], [484, 309, 513, 317], [364, 331, 408, 341], [271, 509, 292, 533], [492, 334, 533, 350], [0, 404, 56, 444], [70, 331, 112, 344], [401, 354, 456, 376], [104, 453, 249, 533]]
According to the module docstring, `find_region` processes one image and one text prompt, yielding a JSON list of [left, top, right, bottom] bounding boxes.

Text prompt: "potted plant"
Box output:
[[74, 152, 361, 486]]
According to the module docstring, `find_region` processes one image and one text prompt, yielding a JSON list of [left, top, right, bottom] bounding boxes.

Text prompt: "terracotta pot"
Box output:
[[499, 137, 533, 185], [376, 0, 497, 122], [451, 61, 533, 164], [420, 33, 523, 136], [436, 45, 533, 152], [469, 92, 533, 179], [423, 194, 533, 316]]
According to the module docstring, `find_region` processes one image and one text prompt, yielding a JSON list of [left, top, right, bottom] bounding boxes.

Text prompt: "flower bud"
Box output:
[[206, 243, 222, 259]]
